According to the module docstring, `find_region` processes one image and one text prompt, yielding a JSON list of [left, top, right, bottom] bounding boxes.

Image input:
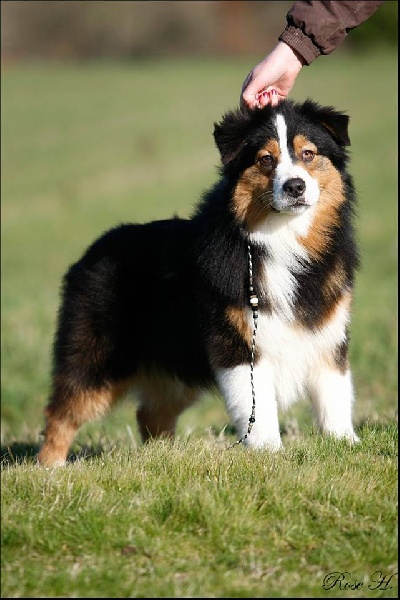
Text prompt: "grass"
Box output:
[[2, 427, 398, 598], [1, 50, 398, 597]]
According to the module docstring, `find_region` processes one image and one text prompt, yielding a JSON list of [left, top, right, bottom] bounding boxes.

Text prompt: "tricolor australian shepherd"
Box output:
[[38, 99, 360, 466]]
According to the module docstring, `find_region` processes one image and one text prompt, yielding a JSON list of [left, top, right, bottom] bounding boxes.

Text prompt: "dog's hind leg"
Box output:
[[135, 375, 199, 442], [38, 377, 130, 467]]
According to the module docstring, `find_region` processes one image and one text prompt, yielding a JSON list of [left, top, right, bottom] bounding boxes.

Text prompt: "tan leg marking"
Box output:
[[135, 373, 199, 442], [38, 377, 131, 467]]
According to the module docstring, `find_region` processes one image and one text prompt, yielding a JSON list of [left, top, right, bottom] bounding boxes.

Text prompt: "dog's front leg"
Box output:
[[308, 367, 359, 443], [216, 362, 282, 450]]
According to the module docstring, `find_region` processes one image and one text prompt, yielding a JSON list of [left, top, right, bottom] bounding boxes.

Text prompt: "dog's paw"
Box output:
[[244, 435, 283, 451]]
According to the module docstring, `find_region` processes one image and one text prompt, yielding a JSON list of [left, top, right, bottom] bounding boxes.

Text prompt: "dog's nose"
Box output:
[[283, 178, 306, 198]]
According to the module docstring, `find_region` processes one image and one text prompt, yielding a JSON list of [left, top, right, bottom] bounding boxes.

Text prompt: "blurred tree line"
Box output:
[[1, 0, 397, 62]]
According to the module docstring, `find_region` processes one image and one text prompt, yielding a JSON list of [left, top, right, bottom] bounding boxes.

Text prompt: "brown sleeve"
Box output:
[[278, 1, 384, 65]]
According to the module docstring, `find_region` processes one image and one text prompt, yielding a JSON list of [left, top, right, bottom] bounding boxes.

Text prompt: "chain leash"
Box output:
[[225, 243, 259, 450]]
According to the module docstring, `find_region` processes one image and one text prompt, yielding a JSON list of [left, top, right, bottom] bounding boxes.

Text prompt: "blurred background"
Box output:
[[1, 1, 398, 444], [1, 0, 397, 60]]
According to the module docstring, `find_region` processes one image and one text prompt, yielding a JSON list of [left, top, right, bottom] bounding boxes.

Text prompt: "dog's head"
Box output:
[[213, 99, 351, 229]]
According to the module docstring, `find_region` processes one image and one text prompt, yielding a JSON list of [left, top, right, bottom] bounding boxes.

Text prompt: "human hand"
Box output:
[[241, 41, 305, 109]]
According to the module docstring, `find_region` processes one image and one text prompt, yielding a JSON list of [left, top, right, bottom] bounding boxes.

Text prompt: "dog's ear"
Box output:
[[301, 100, 351, 146], [320, 109, 350, 147], [213, 108, 253, 165]]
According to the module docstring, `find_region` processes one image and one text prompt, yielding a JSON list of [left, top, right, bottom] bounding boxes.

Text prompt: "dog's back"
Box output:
[[39, 99, 360, 466]]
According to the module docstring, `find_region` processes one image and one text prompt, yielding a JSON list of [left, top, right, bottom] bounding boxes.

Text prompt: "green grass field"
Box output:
[[1, 51, 398, 598]]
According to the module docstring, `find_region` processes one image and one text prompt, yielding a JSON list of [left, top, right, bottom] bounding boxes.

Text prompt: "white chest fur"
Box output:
[[249, 209, 316, 321], [251, 298, 350, 409], [247, 206, 351, 407]]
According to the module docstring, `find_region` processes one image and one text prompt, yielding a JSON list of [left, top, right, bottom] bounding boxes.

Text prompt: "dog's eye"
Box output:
[[301, 149, 315, 163], [258, 154, 274, 167]]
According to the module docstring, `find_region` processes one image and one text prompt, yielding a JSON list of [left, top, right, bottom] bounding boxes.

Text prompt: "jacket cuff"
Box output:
[[278, 25, 321, 66]]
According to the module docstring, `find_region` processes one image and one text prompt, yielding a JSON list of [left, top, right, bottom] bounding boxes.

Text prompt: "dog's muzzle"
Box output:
[[283, 177, 306, 200], [276, 177, 308, 211]]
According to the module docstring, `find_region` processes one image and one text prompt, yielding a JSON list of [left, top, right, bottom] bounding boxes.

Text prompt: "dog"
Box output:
[[38, 99, 360, 467]]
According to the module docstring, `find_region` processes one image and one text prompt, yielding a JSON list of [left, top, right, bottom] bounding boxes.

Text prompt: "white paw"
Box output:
[[328, 429, 360, 444], [244, 434, 283, 451]]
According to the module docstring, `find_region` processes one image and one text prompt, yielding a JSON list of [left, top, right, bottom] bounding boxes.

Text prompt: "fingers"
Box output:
[[255, 89, 279, 108], [241, 86, 281, 109]]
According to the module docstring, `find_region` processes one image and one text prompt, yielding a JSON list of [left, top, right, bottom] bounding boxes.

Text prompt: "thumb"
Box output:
[[241, 74, 269, 108]]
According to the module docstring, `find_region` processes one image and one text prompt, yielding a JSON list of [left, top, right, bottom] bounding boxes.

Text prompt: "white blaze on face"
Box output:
[[273, 113, 320, 212], [249, 113, 320, 320]]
